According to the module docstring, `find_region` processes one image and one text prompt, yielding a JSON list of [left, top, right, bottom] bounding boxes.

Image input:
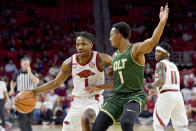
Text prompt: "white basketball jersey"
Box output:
[[71, 51, 104, 97], [156, 59, 180, 91]]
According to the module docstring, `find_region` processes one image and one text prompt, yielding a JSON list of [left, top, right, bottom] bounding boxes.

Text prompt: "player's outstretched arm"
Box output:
[[86, 80, 114, 91], [32, 58, 71, 93], [147, 62, 166, 89], [133, 4, 169, 55]]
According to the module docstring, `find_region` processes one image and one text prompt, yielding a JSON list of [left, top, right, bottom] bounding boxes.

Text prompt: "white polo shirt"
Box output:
[[0, 81, 7, 99]]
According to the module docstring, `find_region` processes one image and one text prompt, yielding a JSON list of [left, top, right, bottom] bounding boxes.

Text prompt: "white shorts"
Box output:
[[153, 91, 188, 128], [62, 95, 103, 131]]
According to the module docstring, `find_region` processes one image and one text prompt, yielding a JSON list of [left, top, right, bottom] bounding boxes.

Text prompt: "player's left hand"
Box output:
[[85, 86, 102, 92], [159, 4, 169, 23]]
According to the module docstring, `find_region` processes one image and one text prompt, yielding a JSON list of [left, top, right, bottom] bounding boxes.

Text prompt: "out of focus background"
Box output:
[[0, 0, 195, 130]]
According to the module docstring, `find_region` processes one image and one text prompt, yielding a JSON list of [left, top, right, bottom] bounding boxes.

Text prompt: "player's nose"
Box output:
[[78, 45, 83, 50]]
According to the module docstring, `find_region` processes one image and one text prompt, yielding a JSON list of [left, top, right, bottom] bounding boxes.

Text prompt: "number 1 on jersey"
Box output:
[[171, 71, 177, 84], [85, 79, 88, 88], [118, 71, 124, 84]]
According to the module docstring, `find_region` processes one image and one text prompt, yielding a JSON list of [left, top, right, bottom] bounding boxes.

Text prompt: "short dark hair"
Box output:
[[157, 42, 172, 55], [112, 22, 131, 39], [21, 56, 31, 63], [75, 31, 96, 43]]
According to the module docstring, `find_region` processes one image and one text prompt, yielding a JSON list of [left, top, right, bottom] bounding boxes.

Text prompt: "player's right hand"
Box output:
[[9, 90, 14, 96], [105, 66, 113, 79]]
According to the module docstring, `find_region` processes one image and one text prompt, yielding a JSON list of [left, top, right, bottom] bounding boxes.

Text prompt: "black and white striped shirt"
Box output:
[[12, 69, 38, 91]]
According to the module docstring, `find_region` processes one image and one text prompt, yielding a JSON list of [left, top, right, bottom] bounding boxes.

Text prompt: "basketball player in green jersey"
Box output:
[[86, 4, 169, 131]]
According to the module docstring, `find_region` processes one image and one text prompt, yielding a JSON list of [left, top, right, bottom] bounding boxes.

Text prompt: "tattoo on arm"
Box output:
[[151, 62, 166, 88], [97, 53, 113, 70], [98, 55, 103, 71]]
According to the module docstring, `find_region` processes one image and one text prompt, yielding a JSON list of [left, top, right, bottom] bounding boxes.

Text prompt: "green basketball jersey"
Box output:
[[112, 44, 144, 93]]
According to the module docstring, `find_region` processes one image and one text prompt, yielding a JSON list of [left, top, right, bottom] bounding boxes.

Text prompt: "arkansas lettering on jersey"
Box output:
[[71, 51, 104, 96], [157, 59, 180, 91]]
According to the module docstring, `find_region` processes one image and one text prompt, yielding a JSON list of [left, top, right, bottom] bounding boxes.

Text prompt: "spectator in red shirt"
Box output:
[[140, 95, 155, 118], [55, 84, 67, 97]]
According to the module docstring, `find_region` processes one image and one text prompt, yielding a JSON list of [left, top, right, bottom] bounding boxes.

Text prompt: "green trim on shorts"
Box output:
[[125, 100, 142, 113], [100, 109, 115, 123]]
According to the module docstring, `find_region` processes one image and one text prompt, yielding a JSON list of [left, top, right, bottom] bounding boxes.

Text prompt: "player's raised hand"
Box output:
[[159, 4, 169, 23]]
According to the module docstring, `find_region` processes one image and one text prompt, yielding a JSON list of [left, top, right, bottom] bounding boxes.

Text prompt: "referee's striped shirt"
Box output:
[[12, 69, 38, 91]]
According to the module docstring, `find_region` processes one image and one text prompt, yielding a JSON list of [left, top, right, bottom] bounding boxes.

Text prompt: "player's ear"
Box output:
[[90, 42, 93, 49], [118, 33, 124, 40], [116, 32, 122, 40]]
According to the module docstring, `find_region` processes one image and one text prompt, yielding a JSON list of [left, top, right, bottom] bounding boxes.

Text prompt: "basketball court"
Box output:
[[11, 124, 194, 131]]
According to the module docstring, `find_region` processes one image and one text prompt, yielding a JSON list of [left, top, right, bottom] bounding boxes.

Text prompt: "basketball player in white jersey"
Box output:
[[31, 31, 112, 131], [147, 43, 189, 131]]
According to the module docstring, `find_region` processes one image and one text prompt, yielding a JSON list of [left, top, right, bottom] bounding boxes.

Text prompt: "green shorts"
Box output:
[[101, 90, 146, 123]]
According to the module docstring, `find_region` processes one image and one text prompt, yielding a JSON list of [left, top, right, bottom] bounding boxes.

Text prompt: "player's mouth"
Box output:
[[78, 51, 86, 55]]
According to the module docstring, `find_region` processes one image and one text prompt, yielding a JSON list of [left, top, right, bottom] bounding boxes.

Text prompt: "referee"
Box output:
[[9, 57, 39, 131]]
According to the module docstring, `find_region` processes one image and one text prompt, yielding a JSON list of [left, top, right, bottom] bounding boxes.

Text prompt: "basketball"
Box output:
[[14, 91, 36, 114]]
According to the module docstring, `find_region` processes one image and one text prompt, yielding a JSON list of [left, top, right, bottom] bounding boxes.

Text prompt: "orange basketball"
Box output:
[[14, 91, 36, 114]]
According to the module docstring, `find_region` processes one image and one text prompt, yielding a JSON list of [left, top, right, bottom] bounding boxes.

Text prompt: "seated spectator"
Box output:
[[33, 95, 42, 124], [53, 97, 63, 124], [182, 32, 192, 42], [184, 72, 195, 89], [44, 73, 53, 83], [138, 95, 154, 125], [188, 93, 196, 122], [55, 84, 67, 97], [140, 95, 154, 118], [48, 63, 60, 77], [46, 90, 58, 109], [40, 105, 53, 125], [33, 58, 44, 73], [5, 60, 17, 72], [42, 95, 53, 110], [181, 88, 192, 103]]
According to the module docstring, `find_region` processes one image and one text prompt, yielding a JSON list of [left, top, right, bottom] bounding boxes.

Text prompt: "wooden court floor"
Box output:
[[12, 124, 194, 131]]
